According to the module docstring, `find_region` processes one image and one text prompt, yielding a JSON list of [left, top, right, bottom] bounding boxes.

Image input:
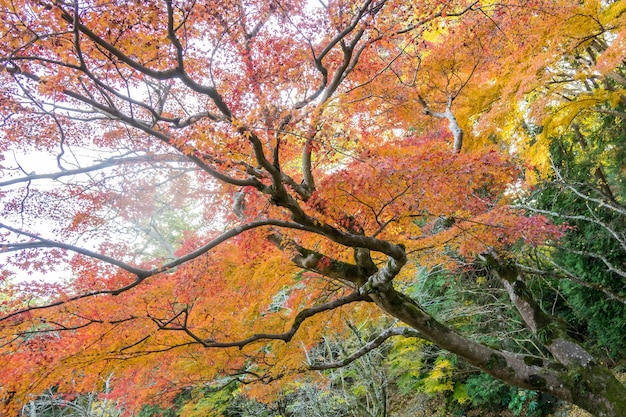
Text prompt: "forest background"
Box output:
[[0, 0, 624, 416]]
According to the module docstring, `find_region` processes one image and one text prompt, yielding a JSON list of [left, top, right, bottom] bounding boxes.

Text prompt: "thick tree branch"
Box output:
[[484, 252, 597, 368], [267, 233, 364, 285], [371, 285, 573, 398]]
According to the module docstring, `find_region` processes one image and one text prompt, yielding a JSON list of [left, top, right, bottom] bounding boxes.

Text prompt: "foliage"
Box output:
[[0, 0, 625, 416], [464, 372, 509, 410], [529, 104, 626, 358], [19, 383, 122, 417], [461, 372, 557, 417]]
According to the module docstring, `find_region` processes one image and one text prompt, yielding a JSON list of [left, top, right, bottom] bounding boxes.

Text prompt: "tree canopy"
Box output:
[[0, 0, 625, 416]]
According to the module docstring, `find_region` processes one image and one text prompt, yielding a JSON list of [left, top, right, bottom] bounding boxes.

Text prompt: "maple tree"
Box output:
[[0, 0, 625, 416]]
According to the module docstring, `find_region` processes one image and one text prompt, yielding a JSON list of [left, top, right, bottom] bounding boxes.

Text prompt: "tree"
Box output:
[[0, 1, 624, 416], [522, 107, 626, 358]]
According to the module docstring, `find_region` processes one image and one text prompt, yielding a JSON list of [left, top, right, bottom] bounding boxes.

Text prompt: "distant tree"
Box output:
[[523, 111, 626, 358], [21, 378, 121, 417]]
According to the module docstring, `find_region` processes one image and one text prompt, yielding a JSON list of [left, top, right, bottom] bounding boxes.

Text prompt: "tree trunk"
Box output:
[[282, 234, 626, 416], [369, 285, 626, 417]]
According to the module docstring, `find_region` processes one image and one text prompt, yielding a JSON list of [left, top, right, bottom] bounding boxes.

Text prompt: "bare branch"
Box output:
[[519, 260, 626, 305], [551, 158, 626, 217], [309, 326, 420, 370], [514, 204, 626, 252], [0, 155, 188, 187], [555, 245, 626, 280]]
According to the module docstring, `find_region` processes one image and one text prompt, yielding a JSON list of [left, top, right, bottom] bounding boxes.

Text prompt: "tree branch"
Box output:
[[418, 94, 463, 153], [0, 155, 187, 187], [484, 252, 596, 368], [156, 292, 370, 349], [308, 326, 420, 370], [0, 219, 319, 322]]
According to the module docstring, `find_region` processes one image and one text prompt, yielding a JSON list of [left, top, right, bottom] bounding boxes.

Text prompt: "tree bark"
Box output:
[[369, 284, 626, 417]]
